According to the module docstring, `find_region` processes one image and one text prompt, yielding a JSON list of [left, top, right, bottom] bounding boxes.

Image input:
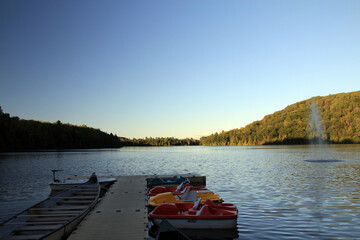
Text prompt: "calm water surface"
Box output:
[[0, 145, 359, 239]]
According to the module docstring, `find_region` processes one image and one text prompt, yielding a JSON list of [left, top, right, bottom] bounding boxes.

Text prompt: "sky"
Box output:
[[1, 0, 359, 139]]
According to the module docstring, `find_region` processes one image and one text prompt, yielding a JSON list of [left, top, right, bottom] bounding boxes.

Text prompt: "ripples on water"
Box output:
[[0, 145, 359, 239]]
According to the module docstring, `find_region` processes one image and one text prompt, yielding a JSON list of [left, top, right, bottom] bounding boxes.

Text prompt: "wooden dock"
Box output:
[[67, 174, 205, 240]]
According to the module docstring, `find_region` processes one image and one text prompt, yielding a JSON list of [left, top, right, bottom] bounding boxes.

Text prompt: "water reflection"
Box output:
[[181, 228, 239, 240], [0, 145, 360, 239], [303, 159, 344, 162]]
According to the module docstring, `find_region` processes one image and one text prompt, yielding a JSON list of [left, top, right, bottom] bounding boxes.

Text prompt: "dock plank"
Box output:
[[68, 176, 148, 240]]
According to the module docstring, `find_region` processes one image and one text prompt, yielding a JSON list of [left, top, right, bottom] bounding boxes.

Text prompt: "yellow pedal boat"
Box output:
[[149, 186, 223, 207]]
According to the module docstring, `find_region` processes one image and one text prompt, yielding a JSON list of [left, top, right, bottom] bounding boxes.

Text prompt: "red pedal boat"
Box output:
[[149, 198, 238, 229], [149, 182, 207, 196]]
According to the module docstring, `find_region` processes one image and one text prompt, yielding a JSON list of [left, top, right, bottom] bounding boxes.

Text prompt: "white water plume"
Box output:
[[304, 102, 343, 163], [309, 102, 327, 145]]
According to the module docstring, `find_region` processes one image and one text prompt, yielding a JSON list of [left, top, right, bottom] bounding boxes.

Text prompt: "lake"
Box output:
[[0, 145, 359, 239]]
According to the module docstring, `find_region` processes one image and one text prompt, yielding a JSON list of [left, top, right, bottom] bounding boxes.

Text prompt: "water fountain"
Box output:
[[304, 101, 343, 163], [309, 102, 327, 145]]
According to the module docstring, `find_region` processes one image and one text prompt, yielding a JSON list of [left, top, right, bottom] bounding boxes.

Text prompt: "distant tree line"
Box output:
[[0, 106, 122, 151], [200, 91, 360, 145], [0, 106, 200, 151], [7, 89, 357, 151], [119, 137, 199, 146]]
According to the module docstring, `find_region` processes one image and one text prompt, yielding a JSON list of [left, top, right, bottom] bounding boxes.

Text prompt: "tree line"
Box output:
[[3, 90, 357, 151], [0, 106, 199, 151], [0, 107, 122, 151], [119, 137, 199, 146], [200, 91, 360, 146]]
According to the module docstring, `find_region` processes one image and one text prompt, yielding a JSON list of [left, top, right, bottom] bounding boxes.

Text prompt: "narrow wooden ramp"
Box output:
[[68, 176, 148, 240]]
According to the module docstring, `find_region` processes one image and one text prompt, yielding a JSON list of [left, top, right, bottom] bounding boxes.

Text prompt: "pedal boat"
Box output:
[[149, 186, 222, 207], [149, 182, 207, 196], [147, 176, 189, 187], [150, 198, 238, 229]]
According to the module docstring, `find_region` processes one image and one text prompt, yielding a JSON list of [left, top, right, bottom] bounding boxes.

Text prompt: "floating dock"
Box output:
[[67, 174, 206, 240]]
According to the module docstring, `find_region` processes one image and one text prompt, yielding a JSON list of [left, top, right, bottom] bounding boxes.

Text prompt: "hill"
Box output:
[[0, 107, 122, 151], [200, 91, 360, 146]]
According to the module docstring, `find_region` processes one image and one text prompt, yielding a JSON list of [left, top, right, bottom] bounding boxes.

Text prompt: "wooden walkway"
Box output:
[[68, 176, 148, 240], [67, 174, 205, 240]]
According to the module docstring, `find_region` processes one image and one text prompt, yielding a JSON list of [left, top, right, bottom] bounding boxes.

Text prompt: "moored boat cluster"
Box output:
[[1, 173, 237, 239], [147, 176, 238, 238]]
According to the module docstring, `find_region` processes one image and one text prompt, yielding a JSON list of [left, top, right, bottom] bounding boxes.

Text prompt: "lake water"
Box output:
[[0, 145, 359, 239]]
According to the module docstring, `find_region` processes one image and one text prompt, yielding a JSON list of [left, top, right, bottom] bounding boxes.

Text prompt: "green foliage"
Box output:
[[200, 91, 360, 146], [0, 108, 122, 151], [119, 137, 199, 146]]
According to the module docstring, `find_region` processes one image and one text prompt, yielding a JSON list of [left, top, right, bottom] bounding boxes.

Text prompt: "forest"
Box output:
[[0, 107, 122, 151], [200, 91, 360, 146], [119, 137, 199, 146], [0, 107, 199, 151], [2, 90, 359, 150]]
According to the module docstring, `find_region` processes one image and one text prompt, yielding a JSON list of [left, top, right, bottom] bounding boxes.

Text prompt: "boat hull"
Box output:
[[42, 205, 94, 240], [152, 218, 237, 229], [0, 173, 100, 240], [49, 178, 116, 191]]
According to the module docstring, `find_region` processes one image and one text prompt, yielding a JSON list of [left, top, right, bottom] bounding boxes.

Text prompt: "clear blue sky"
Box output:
[[1, 0, 359, 139]]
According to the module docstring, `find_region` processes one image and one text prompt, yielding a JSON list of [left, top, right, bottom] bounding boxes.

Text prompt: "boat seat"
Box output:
[[1, 234, 46, 240], [21, 213, 78, 217], [193, 198, 201, 209], [3, 222, 68, 225], [200, 205, 227, 216], [178, 186, 190, 196], [57, 200, 93, 205], [153, 203, 179, 215], [36, 210, 83, 215], [49, 206, 87, 211], [29, 206, 86, 211], [183, 191, 197, 202], [175, 182, 184, 191], [14, 224, 62, 231], [72, 192, 98, 196], [196, 205, 212, 216], [62, 196, 96, 200], [27, 217, 73, 222], [178, 187, 191, 199]]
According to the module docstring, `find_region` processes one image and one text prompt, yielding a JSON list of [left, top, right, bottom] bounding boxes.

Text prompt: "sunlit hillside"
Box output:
[[200, 91, 360, 145]]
